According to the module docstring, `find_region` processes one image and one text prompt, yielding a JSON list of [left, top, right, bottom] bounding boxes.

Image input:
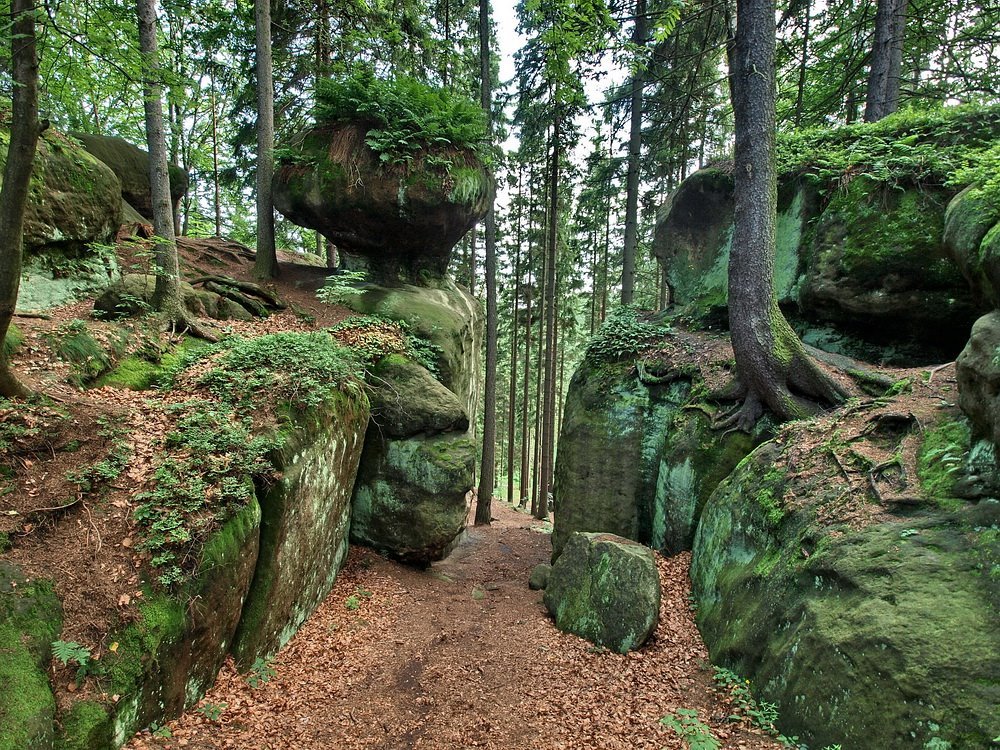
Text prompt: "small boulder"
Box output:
[[368, 354, 469, 438], [528, 563, 551, 591], [94, 274, 255, 322], [543, 532, 660, 653], [70, 132, 188, 220]]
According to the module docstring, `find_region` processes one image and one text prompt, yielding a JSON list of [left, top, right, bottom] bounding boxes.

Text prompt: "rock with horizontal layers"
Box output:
[[368, 354, 469, 438], [70, 131, 188, 220], [272, 123, 493, 280], [691, 425, 1000, 749], [543, 532, 660, 653], [94, 273, 256, 322]]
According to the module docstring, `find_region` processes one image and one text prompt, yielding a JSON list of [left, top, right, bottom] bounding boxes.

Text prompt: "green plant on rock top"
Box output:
[[329, 315, 443, 377], [313, 67, 489, 167], [316, 270, 369, 305], [661, 708, 720, 750], [584, 306, 672, 364]]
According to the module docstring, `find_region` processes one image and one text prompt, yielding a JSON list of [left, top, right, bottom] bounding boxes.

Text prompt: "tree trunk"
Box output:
[[210, 71, 222, 237], [254, 0, 278, 278], [864, 0, 907, 122], [138, 0, 185, 319], [506, 176, 524, 505], [0, 0, 39, 398], [621, 0, 647, 305], [520, 237, 533, 511], [537, 116, 559, 521], [794, 0, 811, 127], [725, 0, 848, 430], [474, 0, 497, 526]]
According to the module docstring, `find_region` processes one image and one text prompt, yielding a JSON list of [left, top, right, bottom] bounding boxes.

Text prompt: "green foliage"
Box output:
[[0, 397, 70, 455], [344, 594, 361, 611], [584, 306, 671, 364], [190, 333, 364, 411], [66, 415, 130, 494], [712, 667, 818, 748], [329, 315, 443, 377], [195, 702, 226, 721], [44, 319, 125, 385], [314, 68, 489, 166], [776, 104, 1000, 191], [133, 401, 274, 588], [660, 708, 720, 750], [917, 419, 971, 507], [52, 640, 94, 683], [2, 323, 22, 358], [246, 657, 276, 688], [315, 270, 369, 305]]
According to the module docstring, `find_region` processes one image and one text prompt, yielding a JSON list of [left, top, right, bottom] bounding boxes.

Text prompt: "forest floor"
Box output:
[[123, 501, 782, 750]]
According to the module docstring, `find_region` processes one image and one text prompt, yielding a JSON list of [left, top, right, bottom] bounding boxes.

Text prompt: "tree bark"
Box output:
[[138, 0, 184, 319], [621, 0, 647, 305], [506, 172, 524, 505], [253, 0, 278, 278], [725, 0, 849, 430], [0, 0, 40, 398], [475, 0, 497, 526], [864, 0, 907, 122], [537, 116, 559, 521]]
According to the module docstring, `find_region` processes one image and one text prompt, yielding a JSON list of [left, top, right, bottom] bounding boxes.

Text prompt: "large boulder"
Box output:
[[272, 123, 493, 280], [944, 185, 1000, 306], [957, 311, 1000, 449], [690, 409, 1000, 748], [351, 427, 474, 564], [0, 126, 122, 254], [543, 532, 660, 653], [70, 132, 188, 220], [552, 323, 759, 558], [368, 354, 469, 438], [231, 389, 369, 665], [94, 273, 256, 322]]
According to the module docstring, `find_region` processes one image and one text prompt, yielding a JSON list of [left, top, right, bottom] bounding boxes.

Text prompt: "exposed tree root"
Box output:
[[164, 314, 220, 343]]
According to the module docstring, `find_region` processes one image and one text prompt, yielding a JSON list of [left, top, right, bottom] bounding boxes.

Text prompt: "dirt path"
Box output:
[[126, 503, 779, 750]]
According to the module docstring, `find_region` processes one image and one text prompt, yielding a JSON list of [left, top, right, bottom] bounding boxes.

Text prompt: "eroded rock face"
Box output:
[[944, 185, 1000, 306], [543, 532, 660, 654], [653, 167, 981, 363], [552, 338, 759, 558], [231, 391, 369, 665], [691, 430, 1000, 749], [94, 274, 257, 322], [70, 132, 188, 220], [272, 123, 493, 280], [368, 355, 469, 438]]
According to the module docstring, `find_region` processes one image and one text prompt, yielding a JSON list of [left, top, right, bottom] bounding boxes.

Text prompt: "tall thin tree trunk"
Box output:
[[864, 0, 907, 122], [254, 0, 278, 278], [139, 0, 184, 318], [475, 0, 498, 525], [506, 176, 524, 505], [0, 0, 39, 398], [794, 0, 811, 127], [621, 0, 647, 305], [210, 73, 222, 238], [520, 238, 533, 510]]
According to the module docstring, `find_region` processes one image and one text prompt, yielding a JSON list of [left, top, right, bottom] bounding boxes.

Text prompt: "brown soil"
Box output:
[[123, 502, 782, 750]]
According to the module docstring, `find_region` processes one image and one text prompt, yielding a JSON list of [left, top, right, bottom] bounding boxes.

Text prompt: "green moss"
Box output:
[[2, 323, 22, 358], [0, 623, 55, 750], [918, 419, 971, 508], [96, 337, 207, 391], [103, 595, 186, 696], [56, 701, 111, 750], [755, 468, 788, 527]]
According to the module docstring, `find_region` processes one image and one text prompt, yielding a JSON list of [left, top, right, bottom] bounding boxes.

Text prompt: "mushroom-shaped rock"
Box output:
[[70, 132, 188, 220], [543, 532, 660, 653], [272, 123, 493, 280]]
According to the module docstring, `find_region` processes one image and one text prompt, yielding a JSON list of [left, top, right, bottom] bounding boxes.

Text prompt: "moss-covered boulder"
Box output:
[[272, 123, 493, 280], [0, 563, 62, 750], [94, 273, 256, 322], [351, 428, 474, 563], [231, 391, 369, 665], [691, 424, 1000, 748], [340, 277, 481, 421], [543, 532, 660, 653], [552, 330, 759, 558], [59, 501, 260, 748], [945, 185, 1000, 306], [368, 354, 469, 438], [0, 126, 121, 255], [957, 311, 1000, 451], [70, 132, 188, 220]]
